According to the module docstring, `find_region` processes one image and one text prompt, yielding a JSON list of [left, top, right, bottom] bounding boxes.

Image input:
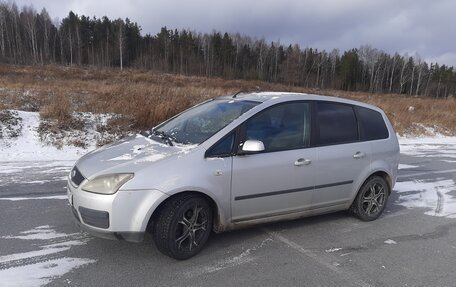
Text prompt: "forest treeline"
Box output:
[[0, 2, 455, 98]]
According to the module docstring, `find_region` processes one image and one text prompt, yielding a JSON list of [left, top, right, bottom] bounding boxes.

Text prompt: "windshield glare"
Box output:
[[155, 99, 259, 144]]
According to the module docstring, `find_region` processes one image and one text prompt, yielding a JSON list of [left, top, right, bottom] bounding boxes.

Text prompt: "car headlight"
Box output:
[[81, 173, 134, 195]]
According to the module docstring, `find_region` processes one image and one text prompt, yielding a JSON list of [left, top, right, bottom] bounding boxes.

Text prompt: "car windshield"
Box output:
[[154, 99, 259, 145]]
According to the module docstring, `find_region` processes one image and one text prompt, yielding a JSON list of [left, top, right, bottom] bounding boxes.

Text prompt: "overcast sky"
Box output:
[[13, 0, 456, 67]]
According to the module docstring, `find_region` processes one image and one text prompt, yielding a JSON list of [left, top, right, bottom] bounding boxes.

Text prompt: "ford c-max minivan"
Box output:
[[68, 92, 400, 259]]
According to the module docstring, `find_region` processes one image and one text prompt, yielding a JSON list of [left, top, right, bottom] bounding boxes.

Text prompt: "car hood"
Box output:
[[76, 134, 197, 179]]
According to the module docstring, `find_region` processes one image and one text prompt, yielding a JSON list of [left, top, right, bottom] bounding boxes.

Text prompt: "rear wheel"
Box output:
[[153, 194, 212, 260], [351, 176, 389, 221]]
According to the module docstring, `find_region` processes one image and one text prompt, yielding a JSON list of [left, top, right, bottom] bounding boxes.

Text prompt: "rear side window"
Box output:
[[315, 102, 358, 146], [356, 107, 389, 140]]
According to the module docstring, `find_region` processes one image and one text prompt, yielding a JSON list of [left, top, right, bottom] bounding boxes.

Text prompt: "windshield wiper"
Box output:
[[151, 129, 174, 146]]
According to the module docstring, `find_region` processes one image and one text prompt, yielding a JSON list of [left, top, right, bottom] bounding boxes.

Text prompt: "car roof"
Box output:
[[217, 91, 384, 113]]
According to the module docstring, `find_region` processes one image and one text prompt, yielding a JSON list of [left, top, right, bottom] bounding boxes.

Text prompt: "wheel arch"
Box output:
[[350, 169, 392, 207], [147, 190, 223, 233], [349, 170, 392, 221], [369, 170, 392, 194]]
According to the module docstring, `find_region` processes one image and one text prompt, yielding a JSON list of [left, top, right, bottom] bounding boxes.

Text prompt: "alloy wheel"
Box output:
[[175, 204, 208, 252], [361, 182, 386, 216]]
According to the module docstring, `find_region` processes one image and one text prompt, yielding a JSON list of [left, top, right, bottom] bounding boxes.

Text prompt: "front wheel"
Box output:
[[350, 176, 389, 221], [153, 194, 213, 260]]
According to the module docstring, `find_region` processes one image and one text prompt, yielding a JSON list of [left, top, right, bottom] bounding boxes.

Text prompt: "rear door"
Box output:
[[231, 102, 316, 222], [311, 101, 371, 208]]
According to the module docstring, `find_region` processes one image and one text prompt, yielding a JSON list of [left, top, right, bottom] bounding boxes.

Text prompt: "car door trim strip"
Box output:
[[234, 180, 354, 201]]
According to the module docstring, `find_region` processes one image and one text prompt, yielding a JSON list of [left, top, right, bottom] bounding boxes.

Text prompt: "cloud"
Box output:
[[426, 53, 456, 67], [12, 0, 456, 67]]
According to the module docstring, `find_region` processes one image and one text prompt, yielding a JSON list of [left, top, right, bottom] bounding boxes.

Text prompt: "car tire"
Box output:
[[153, 193, 212, 260], [350, 176, 389, 221]]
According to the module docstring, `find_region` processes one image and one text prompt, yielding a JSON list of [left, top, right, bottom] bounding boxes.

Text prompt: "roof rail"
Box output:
[[232, 87, 261, 98]]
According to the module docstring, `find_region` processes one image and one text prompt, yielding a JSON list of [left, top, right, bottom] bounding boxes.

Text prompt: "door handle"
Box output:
[[294, 158, 312, 166], [353, 152, 366, 159]]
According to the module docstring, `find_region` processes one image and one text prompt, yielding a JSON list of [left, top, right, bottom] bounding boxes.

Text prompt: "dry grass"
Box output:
[[0, 63, 455, 136], [40, 94, 73, 122]]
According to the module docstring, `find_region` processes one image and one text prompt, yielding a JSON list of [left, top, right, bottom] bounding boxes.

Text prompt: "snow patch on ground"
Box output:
[[0, 110, 132, 162], [0, 111, 93, 162], [325, 247, 343, 253], [399, 124, 453, 138], [1, 225, 76, 240], [0, 257, 95, 287], [185, 237, 272, 278], [0, 195, 67, 201], [0, 226, 94, 287], [395, 136, 456, 218], [399, 136, 456, 158], [398, 164, 419, 169], [395, 179, 456, 218], [0, 110, 22, 142], [0, 161, 73, 174]]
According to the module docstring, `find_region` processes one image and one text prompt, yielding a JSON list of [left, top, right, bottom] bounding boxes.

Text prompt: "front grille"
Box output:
[[70, 167, 85, 186]]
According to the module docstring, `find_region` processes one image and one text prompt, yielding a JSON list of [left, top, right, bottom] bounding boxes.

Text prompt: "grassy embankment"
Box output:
[[1, 64, 455, 137]]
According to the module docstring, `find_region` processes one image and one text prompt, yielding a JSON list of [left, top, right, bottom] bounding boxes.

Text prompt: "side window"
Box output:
[[244, 102, 311, 152], [315, 102, 358, 146], [206, 132, 235, 157], [356, 107, 389, 140]]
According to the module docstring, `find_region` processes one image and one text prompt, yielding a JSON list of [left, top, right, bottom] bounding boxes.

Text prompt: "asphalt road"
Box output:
[[1, 145, 456, 287]]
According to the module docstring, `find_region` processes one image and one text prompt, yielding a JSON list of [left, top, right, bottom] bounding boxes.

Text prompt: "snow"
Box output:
[[0, 161, 73, 174], [394, 178, 456, 218], [104, 138, 197, 163], [395, 135, 456, 218], [394, 136, 456, 218], [0, 247, 70, 264], [325, 248, 343, 253], [185, 237, 272, 278], [1, 226, 76, 240], [107, 153, 135, 161], [0, 226, 94, 287], [398, 136, 456, 157], [398, 136, 456, 163], [0, 240, 87, 264], [0, 195, 67, 201], [399, 136, 456, 145], [107, 144, 146, 161], [0, 257, 95, 287], [0, 111, 94, 162], [135, 153, 167, 163], [398, 164, 419, 169]]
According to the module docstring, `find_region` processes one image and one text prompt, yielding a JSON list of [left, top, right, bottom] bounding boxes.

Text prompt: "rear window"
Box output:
[[315, 102, 358, 146], [356, 107, 389, 141]]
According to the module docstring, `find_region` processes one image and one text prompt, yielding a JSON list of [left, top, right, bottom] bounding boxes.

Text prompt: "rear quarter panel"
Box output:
[[351, 116, 400, 205]]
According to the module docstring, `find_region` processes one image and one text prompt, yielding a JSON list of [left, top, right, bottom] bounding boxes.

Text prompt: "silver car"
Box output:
[[68, 92, 400, 259]]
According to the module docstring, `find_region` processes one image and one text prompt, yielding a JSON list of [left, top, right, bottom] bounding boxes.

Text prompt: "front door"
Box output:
[[231, 102, 316, 222]]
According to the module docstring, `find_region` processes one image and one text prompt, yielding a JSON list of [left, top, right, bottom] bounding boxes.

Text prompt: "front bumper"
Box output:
[[68, 179, 168, 243], [71, 206, 144, 242]]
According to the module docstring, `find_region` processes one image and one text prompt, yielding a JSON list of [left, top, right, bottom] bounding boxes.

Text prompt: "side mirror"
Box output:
[[241, 140, 265, 153]]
